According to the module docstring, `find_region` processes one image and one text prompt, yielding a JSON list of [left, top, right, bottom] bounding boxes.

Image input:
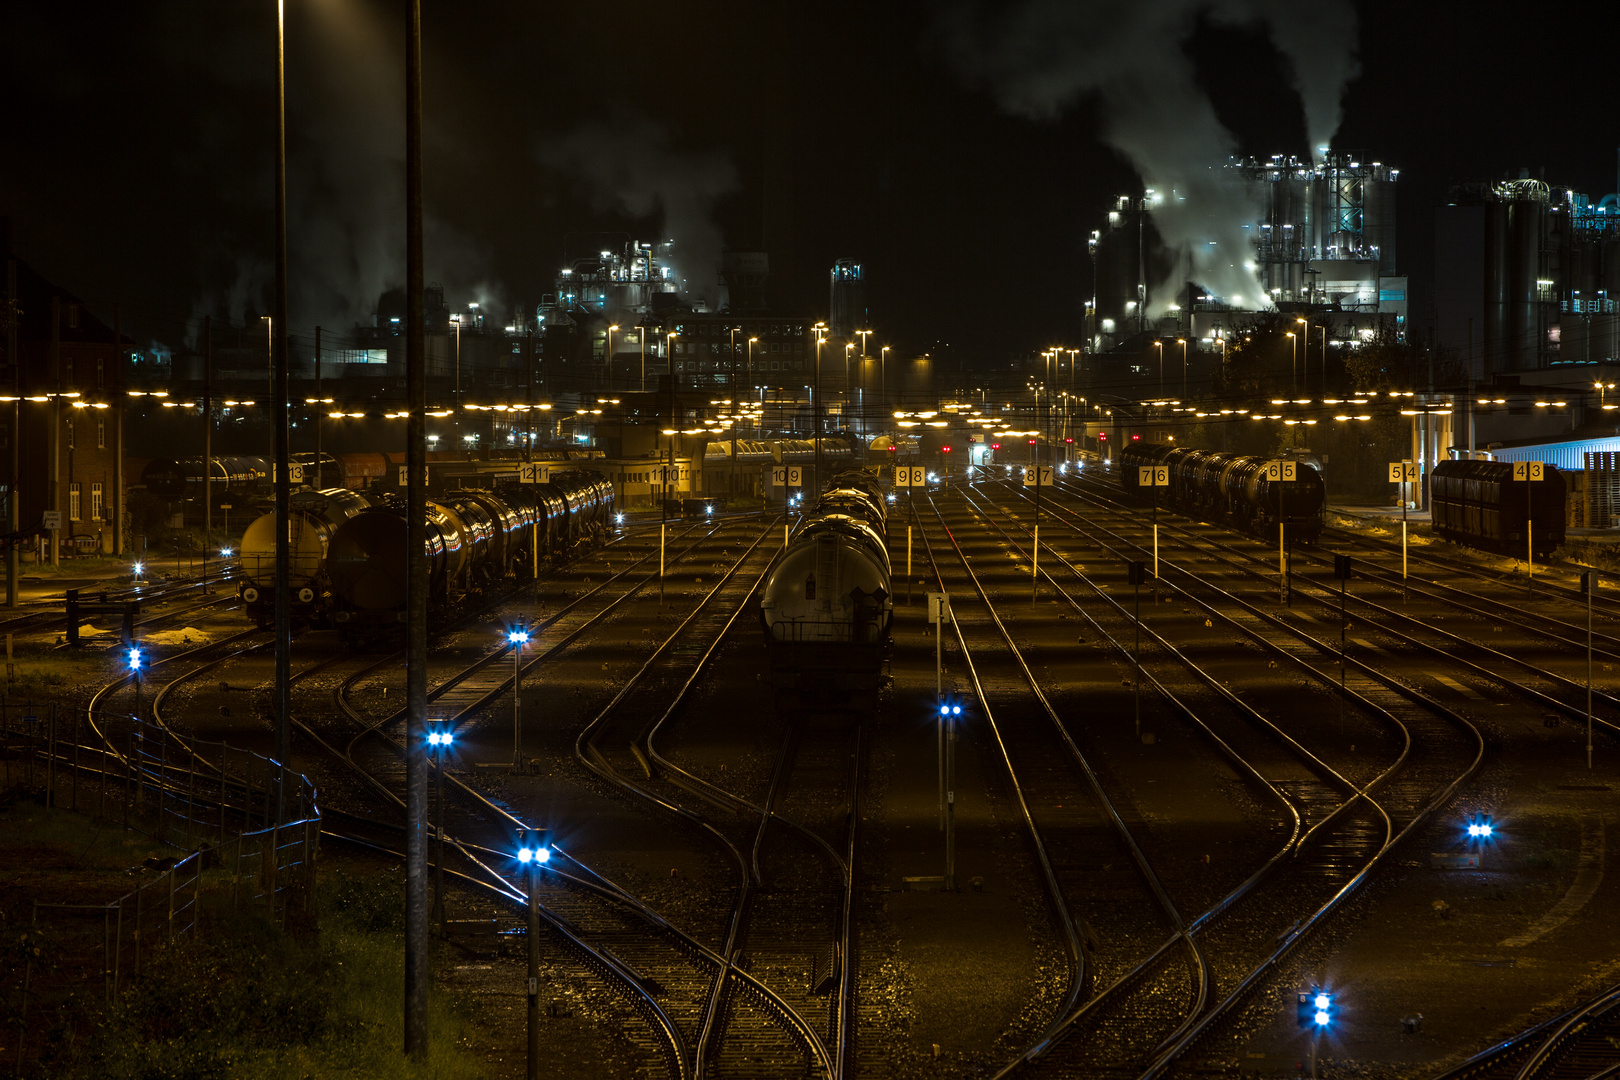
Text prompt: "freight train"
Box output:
[[759, 469, 892, 712], [1119, 443, 1326, 543], [234, 471, 613, 638], [1430, 459, 1565, 557]]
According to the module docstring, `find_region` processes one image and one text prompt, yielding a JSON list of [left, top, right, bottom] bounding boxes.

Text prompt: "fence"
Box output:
[[1, 697, 319, 1076]]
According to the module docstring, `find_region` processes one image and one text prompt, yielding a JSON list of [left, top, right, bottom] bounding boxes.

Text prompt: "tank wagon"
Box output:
[[236, 488, 375, 624], [1120, 443, 1326, 542], [760, 469, 892, 712], [1431, 459, 1565, 557], [325, 470, 613, 642]]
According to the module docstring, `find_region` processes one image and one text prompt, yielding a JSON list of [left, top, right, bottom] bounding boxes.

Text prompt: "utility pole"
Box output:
[[271, 0, 292, 785], [403, 0, 431, 1059], [5, 248, 16, 606], [314, 327, 322, 485], [50, 296, 60, 568], [112, 305, 124, 558], [202, 317, 211, 590]]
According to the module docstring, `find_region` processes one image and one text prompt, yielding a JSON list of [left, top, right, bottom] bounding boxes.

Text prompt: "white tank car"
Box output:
[[238, 488, 372, 617], [760, 513, 892, 711]]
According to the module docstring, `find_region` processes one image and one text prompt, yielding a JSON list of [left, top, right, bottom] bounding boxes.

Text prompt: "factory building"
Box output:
[[1089, 151, 1408, 361], [1436, 170, 1620, 379]]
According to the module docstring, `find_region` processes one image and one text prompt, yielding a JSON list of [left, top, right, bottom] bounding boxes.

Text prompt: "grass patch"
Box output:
[[52, 867, 484, 1080]]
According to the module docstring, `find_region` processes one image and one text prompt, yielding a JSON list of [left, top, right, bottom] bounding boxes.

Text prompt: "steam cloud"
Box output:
[[942, 0, 1361, 316], [537, 117, 737, 311]]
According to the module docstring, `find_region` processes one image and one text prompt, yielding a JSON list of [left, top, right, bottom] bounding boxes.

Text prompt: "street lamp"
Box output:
[[1177, 337, 1187, 399], [1153, 339, 1164, 394], [427, 722, 453, 932], [880, 345, 891, 420], [1286, 331, 1298, 395], [516, 827, 551, 1080], [507, 627, 529, 770], [1294, 317, 1307, 395], [605, 324, 619, 390]]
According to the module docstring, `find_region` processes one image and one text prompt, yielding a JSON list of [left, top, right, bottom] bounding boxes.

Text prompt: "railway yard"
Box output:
[[6, 464, 1620, 1080]]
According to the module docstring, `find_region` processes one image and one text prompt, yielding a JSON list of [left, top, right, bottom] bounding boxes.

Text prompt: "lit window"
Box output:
[[91, 482, 104, 522], [69, 482, 81, 522]]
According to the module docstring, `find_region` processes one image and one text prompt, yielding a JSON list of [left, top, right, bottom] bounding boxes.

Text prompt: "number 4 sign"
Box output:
[[1512, 461, 1545, 481]]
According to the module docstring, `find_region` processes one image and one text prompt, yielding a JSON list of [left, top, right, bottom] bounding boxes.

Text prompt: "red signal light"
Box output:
[[991, 443, 1001, 449], [942, 446, 952, 452], [886, 445, 896, 452], [1027, 438, 1036, 445], [1065, 438, 1073, 443], [1098, 433, 1107, 441], [1131, 433, 1141, 441]]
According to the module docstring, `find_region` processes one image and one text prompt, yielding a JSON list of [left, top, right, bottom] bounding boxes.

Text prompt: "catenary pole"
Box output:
[[403, 0, 431, 1058], [272, 0, 292, 788]]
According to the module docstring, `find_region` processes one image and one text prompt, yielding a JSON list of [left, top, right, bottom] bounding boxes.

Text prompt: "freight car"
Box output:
[[1119, 443, 1326, 543], [325, 470, 613, 642], [1431, 459, 1565, 557], [760, 474, 893, 713], [236, 488, 375, 624]]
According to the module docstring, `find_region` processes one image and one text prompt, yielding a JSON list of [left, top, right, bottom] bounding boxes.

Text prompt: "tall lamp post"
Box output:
[[1178, 337, 1188, 399], [1154, 339, 1164, 395], [880, 345, 890, 422], [665, 331, 678, 521], [605, 324, 619, 391], [507, 627, 529, 770], [1287, 331, 1298, 396]]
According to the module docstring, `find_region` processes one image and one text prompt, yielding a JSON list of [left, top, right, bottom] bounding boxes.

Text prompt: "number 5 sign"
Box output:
[[1387, 462, 1420, 483], [1264, 460, 1297, 482]]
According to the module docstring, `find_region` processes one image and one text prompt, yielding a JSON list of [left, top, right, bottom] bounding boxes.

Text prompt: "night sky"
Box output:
[[3, 1, 1618, 367]]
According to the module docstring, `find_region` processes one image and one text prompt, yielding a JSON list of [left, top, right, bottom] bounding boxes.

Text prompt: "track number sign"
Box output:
[[1137, 466, 1169, 487], [1387, 462, 1420, 483], [1512, 461, 1546, 481], [517, 462, 550, 484], [273, 463, 304, 483], [1264, 460, 1297, 482], [773, 466, 803, 487], [927, 592, 952, 625], [398, 465, 429, 486], [1024, 466, 1054, 487], [895, 465, 926, 487]]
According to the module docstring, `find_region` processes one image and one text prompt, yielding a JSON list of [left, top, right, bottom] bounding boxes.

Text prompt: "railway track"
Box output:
[[951, 478, 1486, 1075], [1433, 979, 1620, 1079], [285, 514, 845, 1079]]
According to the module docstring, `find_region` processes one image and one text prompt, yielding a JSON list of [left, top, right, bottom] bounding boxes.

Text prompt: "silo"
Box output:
[[1485, 182, 1548, 373], [1364, 173, 1398, 274], [1594, 313, 1620, 363], [1562, 314, 1590, 364]]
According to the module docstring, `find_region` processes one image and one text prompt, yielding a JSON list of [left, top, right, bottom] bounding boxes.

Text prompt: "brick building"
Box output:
[[2, 253, 129, 562]]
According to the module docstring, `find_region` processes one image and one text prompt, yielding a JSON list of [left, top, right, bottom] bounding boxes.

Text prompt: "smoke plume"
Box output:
[[537, 116, 737, 311], [942, 0, 1360, 316]]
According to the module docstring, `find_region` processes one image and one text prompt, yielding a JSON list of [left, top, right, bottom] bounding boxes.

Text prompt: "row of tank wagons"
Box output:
[[138, 451, 607, 501], [759, 469, 893, 714], [234, 471, 614, 634], [1120, 443, 1327, 543], [703, 435, 861, 465], [1430, 459, 1566, 557]]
